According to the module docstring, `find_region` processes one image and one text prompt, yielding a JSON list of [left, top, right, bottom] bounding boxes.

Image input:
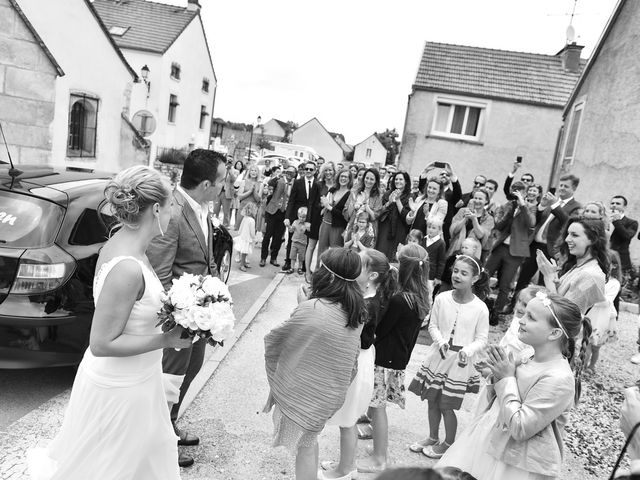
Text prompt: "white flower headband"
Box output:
[[536, 291, 568, 338]]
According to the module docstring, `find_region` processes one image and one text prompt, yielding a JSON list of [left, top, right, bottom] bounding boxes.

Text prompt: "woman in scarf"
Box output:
[[263, 248, 365, 480]]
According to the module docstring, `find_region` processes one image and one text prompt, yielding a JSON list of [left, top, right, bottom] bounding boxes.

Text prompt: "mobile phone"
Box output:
[[516, 156, 523, 164], [549, 187, 556, 195], [433, 161, 446, 168]]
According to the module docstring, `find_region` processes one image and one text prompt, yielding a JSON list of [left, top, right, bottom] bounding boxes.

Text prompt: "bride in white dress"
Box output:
[[28, 166, 192, 480]]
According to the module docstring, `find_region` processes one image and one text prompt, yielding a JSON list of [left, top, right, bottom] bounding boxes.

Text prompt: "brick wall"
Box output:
[[0, 1, 57, 165]]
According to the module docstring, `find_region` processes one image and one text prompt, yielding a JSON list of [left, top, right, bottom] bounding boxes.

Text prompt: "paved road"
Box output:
[[0, 242, 283, 431]]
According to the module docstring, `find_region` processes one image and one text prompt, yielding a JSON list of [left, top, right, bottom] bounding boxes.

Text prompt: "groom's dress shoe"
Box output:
[[178, 453, 194, 468], [176, 427, 200, 446]]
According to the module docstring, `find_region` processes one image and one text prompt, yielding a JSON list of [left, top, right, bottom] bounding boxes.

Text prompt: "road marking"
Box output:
[[227, 270, 260, 286]]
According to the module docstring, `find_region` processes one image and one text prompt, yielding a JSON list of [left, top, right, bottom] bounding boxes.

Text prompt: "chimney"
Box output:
[[557, 42, 584, 73], [187, 0, 200, 12]]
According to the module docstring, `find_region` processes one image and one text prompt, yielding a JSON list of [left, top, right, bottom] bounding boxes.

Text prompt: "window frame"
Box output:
[[562, 98, 586, 165], [365, 148, 372, 158], [170, 62, 181, 81], [168, 94, 179, 123], [199, 105, 209, 130], [67, 93, 99, 158], [429, 95, 489, 143], [202, 77, 210, 93]]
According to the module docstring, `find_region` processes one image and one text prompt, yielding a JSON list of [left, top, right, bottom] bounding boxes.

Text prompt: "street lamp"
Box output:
[[246, 115, 261, 163], [141, 65, 151, 97]]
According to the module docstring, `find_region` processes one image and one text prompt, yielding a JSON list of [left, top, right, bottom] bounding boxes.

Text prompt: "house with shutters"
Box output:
[[94, 0, 216, 163], [291, 118, 351, 165], [398, 41, 585, 203], [2, 0, 147, 171], [555, 0, 640, 261]]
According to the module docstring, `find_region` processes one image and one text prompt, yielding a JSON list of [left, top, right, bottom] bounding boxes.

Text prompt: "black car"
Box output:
[[0, 165, 233, 369]]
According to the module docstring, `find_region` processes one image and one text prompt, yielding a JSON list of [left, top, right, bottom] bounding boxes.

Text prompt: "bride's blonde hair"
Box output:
[[104, 166, 170, 229]]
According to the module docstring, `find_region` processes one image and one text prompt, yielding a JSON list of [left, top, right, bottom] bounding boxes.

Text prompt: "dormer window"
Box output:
[[202, 78, 210, 93], [170, 62, 181, 80], [108, 26, 129, 36]]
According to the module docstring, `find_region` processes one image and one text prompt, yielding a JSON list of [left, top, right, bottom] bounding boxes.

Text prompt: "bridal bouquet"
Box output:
[[156, 273, 235, 347]]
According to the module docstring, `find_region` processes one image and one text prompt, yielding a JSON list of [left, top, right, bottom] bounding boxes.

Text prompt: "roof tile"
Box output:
[[414, 42, 585, 107], [93, 0, 197, 53]]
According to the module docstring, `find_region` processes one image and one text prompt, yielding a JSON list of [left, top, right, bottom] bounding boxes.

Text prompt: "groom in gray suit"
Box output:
[[147, 149, 226, 468]]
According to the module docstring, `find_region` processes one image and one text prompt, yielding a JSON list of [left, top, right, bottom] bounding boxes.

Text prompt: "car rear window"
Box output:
[[0, 191, 65, 248]]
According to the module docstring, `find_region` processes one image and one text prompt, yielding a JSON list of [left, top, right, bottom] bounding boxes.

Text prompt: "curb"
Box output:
[[177, 272, 286, 419]]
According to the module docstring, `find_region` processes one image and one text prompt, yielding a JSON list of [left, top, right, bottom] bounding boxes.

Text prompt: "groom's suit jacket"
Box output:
[[147, 188, 216, 409], [148, 189, 217, 290]]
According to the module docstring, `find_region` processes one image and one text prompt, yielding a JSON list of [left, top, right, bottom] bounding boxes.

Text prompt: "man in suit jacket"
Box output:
[[282, 160, 317, 272], [213, 158, 238, 227], [610, 195, 638, 277], [484, 181, 536, 315], [147, 149, 226, 468], [260, 165, 295, 267]]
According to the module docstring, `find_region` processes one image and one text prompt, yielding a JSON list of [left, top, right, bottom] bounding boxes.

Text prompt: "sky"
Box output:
[[172, 0, 619, 144]]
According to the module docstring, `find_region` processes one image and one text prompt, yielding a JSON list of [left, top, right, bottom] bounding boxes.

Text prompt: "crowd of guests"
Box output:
[[253, 156, 640, 479]]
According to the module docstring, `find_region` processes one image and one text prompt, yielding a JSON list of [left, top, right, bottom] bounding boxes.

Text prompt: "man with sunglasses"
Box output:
[[503, 160, 535, 198], [282, 161, 317, 272], [260, 166, 295, 267], [458, 174, 488, 209]]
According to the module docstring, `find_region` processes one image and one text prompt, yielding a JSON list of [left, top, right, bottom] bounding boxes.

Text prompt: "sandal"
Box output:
[[239, 265, 247, 272], [409, 437, 439, 453], [422, 442, 450, 459], [319, 461, 358, 479]]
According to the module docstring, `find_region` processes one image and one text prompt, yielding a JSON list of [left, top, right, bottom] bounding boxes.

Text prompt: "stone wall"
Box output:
[[0, 0, 57, 165]]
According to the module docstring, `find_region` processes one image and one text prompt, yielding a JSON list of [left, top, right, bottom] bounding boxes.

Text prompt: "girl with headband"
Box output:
[[437, 292, 589, 480], [263, 248, 365, 480], [357, 243, 430, 474], [408, 254, 489, 459]]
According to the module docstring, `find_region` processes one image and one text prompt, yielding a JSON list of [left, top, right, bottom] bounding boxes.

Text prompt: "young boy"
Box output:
[[287, 207, 309, 274], [424, 217, 446, 292]]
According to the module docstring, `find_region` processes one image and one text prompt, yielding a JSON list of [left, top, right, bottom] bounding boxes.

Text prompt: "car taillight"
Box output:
[[10, 246, 76, 295]]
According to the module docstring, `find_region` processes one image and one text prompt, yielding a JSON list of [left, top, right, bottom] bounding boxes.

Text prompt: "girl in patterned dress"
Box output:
[[356, 243, 430, 474], [408, 254, 489, 459]]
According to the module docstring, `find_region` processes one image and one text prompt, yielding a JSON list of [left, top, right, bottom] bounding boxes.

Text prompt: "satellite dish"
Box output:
[[566, 24, 576, 44], [131, 110, 156, 137]]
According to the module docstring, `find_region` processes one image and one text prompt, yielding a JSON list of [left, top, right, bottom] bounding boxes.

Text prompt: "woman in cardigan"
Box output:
[[536, 217, 608, 316], [306, 162, 337, 280], [315, 169, 353, 278], [406, 177, 448, 236], [234, 164, 261, 230], [263, 248, 365, 480], [448, 188, 495, 256], [376, 171, 412, 261]]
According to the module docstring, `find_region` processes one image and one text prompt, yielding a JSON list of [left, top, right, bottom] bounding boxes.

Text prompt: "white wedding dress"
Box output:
[[28, 256, 180, 480]]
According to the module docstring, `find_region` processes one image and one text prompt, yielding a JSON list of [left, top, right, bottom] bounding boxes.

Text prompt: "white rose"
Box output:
[[173, 309, 197, 330], [187, 305, 212, 331], [201, 276, 232, 301], [206, 302, 235, 341], [169, 282, 196, 309]]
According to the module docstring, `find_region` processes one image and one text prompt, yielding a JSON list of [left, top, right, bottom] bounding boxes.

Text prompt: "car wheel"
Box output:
[[218, 247, 231, 284]]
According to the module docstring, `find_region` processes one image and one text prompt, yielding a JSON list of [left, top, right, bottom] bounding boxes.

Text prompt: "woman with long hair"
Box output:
[[536, 216, 608, 316], [234, 163, 261, 230], [315, 169, 353, 276], [264, 248, 365, 480], [305, 161, 336, 281], [345, 168, 384, 235], [376, 171, 412, 261], [358, 243, 431, 474], [27, 166, 192, 479], [448, 188, 494, 256], [407, 177, 448, 236]]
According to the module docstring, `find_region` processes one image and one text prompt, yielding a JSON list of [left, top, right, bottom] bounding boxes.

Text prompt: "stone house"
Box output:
[[353, 134, 388, 167], [1, 0, 147, 171], [556, 0, 640, 262], [94, 0, 216, 163], [291, 118, 349, 165], [258, 118, 289, 142], [398, 41, 584, 202]]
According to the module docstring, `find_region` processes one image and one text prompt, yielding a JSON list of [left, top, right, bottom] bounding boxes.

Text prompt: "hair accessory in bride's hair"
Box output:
[[320, 261, 357, 282], [535, 291, 568, 338]]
